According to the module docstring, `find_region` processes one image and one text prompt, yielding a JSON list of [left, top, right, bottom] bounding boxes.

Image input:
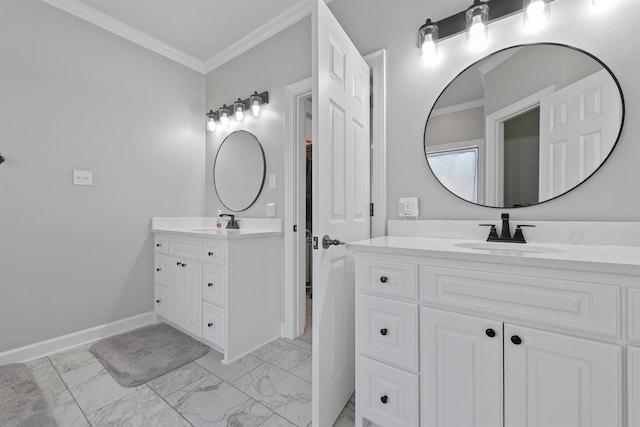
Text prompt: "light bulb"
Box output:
[[235, 107, 244, 122], [421, 35, 438, 63], [207, 117, 216, 131], [524, 0, 549, 29], [220, 110, 229, 128], [469, 15, 486, 38], [252, 100, 261, 117]]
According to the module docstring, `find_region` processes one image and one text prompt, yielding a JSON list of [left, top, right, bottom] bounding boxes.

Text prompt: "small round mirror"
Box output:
[[213, 130, 265, 212], [424, 43, 624, 208]]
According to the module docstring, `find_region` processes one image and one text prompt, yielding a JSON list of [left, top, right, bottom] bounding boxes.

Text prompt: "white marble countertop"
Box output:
[[347, 236, 640, 275], [151, 217, 283, 240]]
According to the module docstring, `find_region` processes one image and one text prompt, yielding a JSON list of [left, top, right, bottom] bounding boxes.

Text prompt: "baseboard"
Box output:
[[0, 311, 155, 365], [222, 335, 280, 365]]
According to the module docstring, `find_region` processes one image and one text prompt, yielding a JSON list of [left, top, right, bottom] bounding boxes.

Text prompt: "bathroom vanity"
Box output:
[[348, 224, 640, 427], [151, 217, 283, 364]]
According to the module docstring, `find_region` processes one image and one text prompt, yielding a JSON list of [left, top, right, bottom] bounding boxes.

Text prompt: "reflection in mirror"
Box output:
[[213, 130, 265, 212], [424, 43, 624, 208]]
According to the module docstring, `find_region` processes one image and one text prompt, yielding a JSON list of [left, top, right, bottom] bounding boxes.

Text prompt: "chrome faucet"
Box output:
[[480, 213, 534, 243], [219, 214, 239, 229]]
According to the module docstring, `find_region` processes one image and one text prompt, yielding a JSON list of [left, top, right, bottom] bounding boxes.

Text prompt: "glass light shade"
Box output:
[[234, 100, 244, 122], [418, 19, 439, 62], [250, 94, 262, 117], [219, 106, 230, 128], [523, 0, 550, 29], [466, 1, 489, 49], [207, 116, 216, 131]]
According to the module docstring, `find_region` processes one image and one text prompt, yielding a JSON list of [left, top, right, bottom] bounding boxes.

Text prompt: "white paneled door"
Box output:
[[539, 69, 621, 200], [312, 0, 371, 425]]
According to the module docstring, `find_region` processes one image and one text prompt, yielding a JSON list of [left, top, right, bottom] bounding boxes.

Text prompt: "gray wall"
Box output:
[[484, 44, 603, 115], [205, 18, 312, 218], [0, 0, 206, 351], [425, 107, 485, 147], [329, 0, 639, 221]]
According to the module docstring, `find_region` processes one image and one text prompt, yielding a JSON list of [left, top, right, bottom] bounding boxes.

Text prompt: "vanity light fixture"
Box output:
[[234, 99, 245, 122], [523, 0, 550, 29], [417, 0, 557, 59], [418, 19, 439, 62], [466, 0, 489, 49], [206, 91, 269, 131]]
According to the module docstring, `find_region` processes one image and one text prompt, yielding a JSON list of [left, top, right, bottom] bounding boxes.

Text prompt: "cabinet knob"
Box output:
[[380, 276, 388, 284], [156, 268, 162, 272], [176, 261, 181, 266], [208, 251, 214, 256], [156, 243, 161, 247], [485, 328, 496, 338], [380, 395, 389, 404], [156, 299, 161, 304], [181, 263, 186, 267], [380, 328, 388, 336], [511, 335, 522, 345], [207, 322, 213, 328], [208, 283, 214, 287]]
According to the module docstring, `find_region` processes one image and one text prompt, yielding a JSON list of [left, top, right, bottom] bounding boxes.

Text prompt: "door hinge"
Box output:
[[370, 203, 374, 217], [293, 224, 297, 232], [313, 236, 318, 250]]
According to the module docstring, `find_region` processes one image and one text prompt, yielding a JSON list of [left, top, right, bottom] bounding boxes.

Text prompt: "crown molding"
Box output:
[[203, 0, 312, 73], [430, 98, 485, 117], [40, 0, 206, 74]]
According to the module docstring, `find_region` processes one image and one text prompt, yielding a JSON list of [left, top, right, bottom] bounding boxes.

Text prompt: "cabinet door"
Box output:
[[181, 261, 202, 337], [166, 258, 183, 325], [629, 346, 640, 427], [504, 324, 622, 427], [154, 284, 168, 318], [420, 308, 503, 427]]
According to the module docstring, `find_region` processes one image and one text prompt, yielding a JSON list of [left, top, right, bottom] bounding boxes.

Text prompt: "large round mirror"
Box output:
[[213, 130, 266, 212], [424, 43, 624, 208]]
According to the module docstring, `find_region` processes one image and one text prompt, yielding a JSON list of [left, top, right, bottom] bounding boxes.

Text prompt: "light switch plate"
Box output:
[[399, 197, 419, 217], [266, 203, 276, 217], [73, 170, 93, 186]]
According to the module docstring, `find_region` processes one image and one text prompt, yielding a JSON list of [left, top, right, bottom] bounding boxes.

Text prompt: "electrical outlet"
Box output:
[[399, 197, 419, 217], [73, 170, 93, 186]]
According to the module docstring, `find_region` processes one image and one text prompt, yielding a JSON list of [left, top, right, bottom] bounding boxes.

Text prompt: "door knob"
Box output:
[[322, 235, 345, 249]]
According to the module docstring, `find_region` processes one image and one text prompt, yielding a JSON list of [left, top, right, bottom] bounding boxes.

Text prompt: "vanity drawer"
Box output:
[[358, 356, 418, 427], [203, 264, 226, 308], [154, 254, 170, 286], [169, 237, 203, 261], [357, 258, 418, 301], [629, 288, 640, 343], [154, 284, 168, 318], [359, 294, 418, 371], [154, 235, 169, 254], [202, 302, 225, 349], [420, 265, 620, 337], [203, 240, 226, 265]]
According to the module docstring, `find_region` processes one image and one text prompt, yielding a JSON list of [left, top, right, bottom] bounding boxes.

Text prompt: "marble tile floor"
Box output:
[[1, 326, 355, 426]]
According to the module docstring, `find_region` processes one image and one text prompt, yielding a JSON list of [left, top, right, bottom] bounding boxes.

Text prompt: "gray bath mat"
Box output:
[[0, 363, 57, 427], [89, 323, 210, 387]]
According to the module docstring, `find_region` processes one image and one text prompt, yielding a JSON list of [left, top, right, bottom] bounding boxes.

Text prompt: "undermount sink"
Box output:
[[454, 242, 566, 254]]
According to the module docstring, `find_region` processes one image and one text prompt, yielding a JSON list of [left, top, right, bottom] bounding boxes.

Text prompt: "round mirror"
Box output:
[[424, 43, 624, 208], [213, 130, 266, 212]]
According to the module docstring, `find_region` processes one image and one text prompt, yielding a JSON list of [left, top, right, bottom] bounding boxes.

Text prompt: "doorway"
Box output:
[[283, 49, 386, 341]]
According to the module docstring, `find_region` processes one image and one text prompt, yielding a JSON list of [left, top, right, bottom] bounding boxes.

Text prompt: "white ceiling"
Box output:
[[41, 0, 475, 74]]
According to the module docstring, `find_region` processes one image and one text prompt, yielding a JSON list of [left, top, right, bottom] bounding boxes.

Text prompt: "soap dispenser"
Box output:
[[216, 210, 223, 228]]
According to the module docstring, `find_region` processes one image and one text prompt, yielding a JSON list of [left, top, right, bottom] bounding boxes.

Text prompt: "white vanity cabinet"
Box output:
[[351, 241, 639, 427], [153, 228, 282, 364]]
